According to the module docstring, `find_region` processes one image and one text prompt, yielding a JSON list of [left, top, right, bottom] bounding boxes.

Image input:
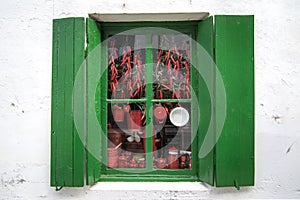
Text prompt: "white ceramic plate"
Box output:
[[169, 107, 189, 127]]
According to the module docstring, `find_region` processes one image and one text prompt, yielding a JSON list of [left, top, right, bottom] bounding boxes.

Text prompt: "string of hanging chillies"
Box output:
[[108, 39, 146, 99], [154, 37, 191, 99]]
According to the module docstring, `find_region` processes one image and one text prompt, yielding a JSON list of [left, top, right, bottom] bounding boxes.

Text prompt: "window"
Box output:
[[51, 14, 254, 189], [97, 24, 200, 183]]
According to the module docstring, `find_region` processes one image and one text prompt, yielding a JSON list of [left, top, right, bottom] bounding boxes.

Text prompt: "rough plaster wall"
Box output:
[[0, 0, 299, 199]]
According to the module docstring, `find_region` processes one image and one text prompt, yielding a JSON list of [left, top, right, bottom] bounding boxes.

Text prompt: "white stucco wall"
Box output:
[[0, 0, 300, 199]]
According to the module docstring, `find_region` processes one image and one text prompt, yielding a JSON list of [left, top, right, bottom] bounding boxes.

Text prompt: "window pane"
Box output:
[[107, 35, 146, 99], [153, 103, 192, 169], [107, 103, 146, 169], [152, 34, 191, 99]]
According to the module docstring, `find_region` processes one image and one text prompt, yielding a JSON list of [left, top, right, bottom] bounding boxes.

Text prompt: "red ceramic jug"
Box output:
[[127, 110, 143, 132]]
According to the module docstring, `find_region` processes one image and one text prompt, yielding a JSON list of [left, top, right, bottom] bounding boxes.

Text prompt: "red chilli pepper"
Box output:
[[184, 75, 190, 85], [132, 79, 138, 89], [121, 55, 127, 66], [136, 72, 140, 81], [179, 55, 183, 62], [165, 50, 170, 62], [110, 82, 114, 91], [164, 106, 169, 114], [122, 71, 129, 83], [167, 60, 171, 71], [157, 58, 161, 67], [171, 56, 176, 65], [132, 86, 140, 98], [157, 50, 163, 59], [175, 90, 180, 99], [184, 85, 190, 99], [127, 57, 131, 71], [127, 80, 132, 90], [174, 61, 180, 78], [185, 61, 190, 75], [110, 64, 118, 80]]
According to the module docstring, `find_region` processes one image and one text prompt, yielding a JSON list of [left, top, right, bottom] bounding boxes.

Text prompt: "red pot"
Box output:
[[153, 105, 167, 124], [156, 157, 166, 169], [128, 158, 138, 168], [113, 105, 124, 122], [118, 155, 128, 168], [108, 128, 123, 147], [138, 159, 146, 168], [168, 147, 179, 169], [108, 155, 118, 168], [107, 148, 119, 157], [127, 111, 143, 132]]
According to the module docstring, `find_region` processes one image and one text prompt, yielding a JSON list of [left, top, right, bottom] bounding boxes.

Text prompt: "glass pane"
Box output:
[[152, 34, 191, 99], [107, 103, 146, 169], [107, 35, 146, 99], [152, 103, 192, 169]]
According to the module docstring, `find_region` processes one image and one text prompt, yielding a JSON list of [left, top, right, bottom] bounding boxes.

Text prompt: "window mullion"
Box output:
[[145, 34, 153, 169]]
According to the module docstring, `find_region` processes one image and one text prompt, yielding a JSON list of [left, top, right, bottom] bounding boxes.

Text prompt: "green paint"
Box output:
[[107, 99, 147, 103], [99, 176, 198, 182], [145, 34, 154, 169], [51, 17, 85, 187], [86, 18, 102, 185], [151, 99, 192, 103], [100, 51, 109, 179], [215, 15, 254, 187], [73, 18, 86, 187], [51, 16, 254, 187], [195, 16, 215, 186]]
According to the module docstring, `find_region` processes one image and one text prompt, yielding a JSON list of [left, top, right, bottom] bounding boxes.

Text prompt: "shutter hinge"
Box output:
[[234, 179, 240, 190], [55, 186, 63, 191]]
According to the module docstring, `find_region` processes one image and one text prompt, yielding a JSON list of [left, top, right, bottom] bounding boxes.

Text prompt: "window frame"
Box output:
[[96, 21, 200, 182]]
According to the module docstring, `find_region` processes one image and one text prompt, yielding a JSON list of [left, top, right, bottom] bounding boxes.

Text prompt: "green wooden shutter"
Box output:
[[195, 16, 215, 185], [215, 15, 255, 188], [86, 18, 102, 185], [51, 17, 85, 187]]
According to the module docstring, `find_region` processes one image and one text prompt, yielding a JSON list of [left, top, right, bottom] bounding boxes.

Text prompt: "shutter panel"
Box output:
[[195, 16, 215, 185], [51, 17, 85, 187], [215, 15, 254, 188], [86, 18, 102, 185]]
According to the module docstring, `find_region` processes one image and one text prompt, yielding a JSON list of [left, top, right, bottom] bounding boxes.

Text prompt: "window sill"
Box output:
[[90, 182, 211, 191]]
